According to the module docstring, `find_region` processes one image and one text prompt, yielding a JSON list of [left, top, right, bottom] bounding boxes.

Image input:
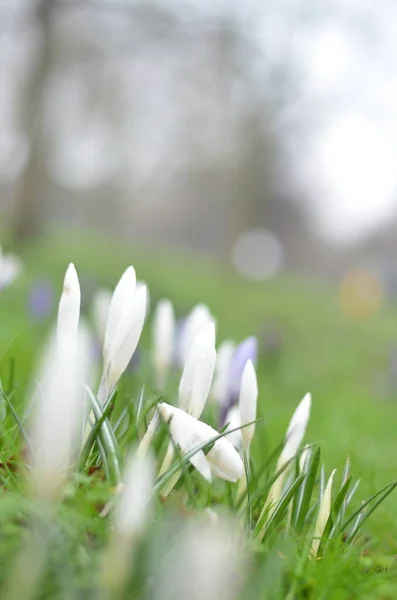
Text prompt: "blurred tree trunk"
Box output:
[[12, 0, 55, 244]]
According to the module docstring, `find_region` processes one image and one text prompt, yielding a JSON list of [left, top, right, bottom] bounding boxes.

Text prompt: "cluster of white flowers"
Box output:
[[26, 260, 339, 598]]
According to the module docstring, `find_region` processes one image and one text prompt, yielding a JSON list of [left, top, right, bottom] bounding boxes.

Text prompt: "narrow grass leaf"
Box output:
[[294, 447, 321, 534]]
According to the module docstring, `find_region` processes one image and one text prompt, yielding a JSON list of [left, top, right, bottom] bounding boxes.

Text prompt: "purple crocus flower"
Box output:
[[220, 336, 258, 425], [29, 280, 54, 322]]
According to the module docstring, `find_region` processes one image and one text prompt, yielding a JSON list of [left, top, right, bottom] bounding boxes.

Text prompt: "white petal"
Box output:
[[29, 328, 90, 500], [159, 403, 243, 483], [207, 437, 244, 482], [91, 288, 112, 344], [281, 393, 311, 464], [0, 254, 22, 289], [151, 518, 244, 600], [179, 322, 216, 418], [104, 266, 136, 357], [152, 299, 175, 385], [180, 303, 214, 362], [137, 280, 150, 316], [105, 285, 147, 386], [239, 360, 258, 452], [115, 449, 155, 538]]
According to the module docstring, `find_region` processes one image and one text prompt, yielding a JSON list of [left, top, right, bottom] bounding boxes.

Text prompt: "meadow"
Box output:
[[0, 230, 396, 599]]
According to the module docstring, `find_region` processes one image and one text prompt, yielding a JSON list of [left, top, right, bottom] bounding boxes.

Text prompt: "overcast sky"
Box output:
[[254, 0, 397, 245], [2, 0, 397, 247]]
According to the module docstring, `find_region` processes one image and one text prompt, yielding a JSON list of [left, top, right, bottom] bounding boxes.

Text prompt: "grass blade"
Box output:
[[294, 447, 321, 534], [84, 386, 122, 486]]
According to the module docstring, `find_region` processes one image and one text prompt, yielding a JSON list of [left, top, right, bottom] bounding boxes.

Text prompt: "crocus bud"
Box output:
[[28, 328, 90, 501], [102, 449, 155, 595], [239, 359, 258, 454], [210, 340, 235, 405], [57, 263, 81, 350], [280, 393, 311, 465], [114, 450, 155, 540], [104, 266, 136, 357], [137, 280, 150, 316], [257, 393, 312, 539], [103, 284, 147, 389], [179, 322, 217, 418], [92, 288, 112, 344], [0, 252, 23, 290], [152, 299, 175, 389], [152, 517, 245, 600], [310, 469, 336, 558], [221, 336, 258, 424], [158, 402, 244, 483], [180, 303, 214, 362]]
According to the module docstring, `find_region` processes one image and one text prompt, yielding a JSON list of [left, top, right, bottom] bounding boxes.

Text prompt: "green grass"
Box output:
[[0, 229, 396, 598]]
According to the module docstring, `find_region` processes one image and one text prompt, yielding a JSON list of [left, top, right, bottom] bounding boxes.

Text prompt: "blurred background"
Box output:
[[2, 0, 397, 290]]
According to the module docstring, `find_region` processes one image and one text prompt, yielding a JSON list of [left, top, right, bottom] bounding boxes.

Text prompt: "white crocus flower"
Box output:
[[137, 280, 150, 316], [210, 339, 235, 405], [0, 246, 23, 290], [179, 322, 217, 419], [257, 393, 312, 540], [239, 359, 258, 455], [280, 393, 312, 465], [152, 518, 245, 600], [101, 268, 147, 401], [29, 329, 90, 501], [310, 469, 336, 558], [114, 450, 155, 539], [150, 322, 216, 475], [152, 299, 175, 389], [159, 402, 244, 483], [57, 263, 81, 350], [104, 266, 136, 358], [101, 449, 155, 595], [179, 303, 214, 363], [160, 323, 216, 477], [91, 288, 112, 344]]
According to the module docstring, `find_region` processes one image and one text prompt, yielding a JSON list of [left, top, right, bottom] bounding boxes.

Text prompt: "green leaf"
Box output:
[[0, 384, 33, 455], [294, 447, 321, 534], [255, 474, 305, 541], [78, 393, 116, 472], [343, 481, 397, 544], [83, 386, 122, 486]]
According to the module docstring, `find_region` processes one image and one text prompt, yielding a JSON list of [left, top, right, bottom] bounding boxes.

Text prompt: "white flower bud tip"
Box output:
[[57, 263, 81, 348], [281, 393, 311, 465], [152, 299, 175, 387]]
